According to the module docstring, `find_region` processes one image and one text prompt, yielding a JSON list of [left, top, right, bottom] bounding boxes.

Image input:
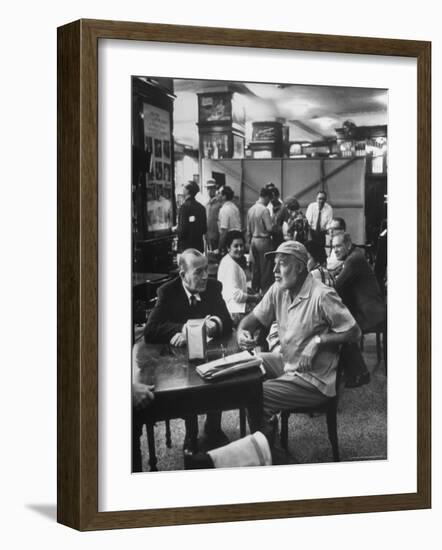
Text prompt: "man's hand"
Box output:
[[237, 329, 257, 350], [297, 336, 321, 373], [170, 332, 186, 347], [332, 264, 344, 278], [205, 318, 218, 337], [132, 383, 155, 410]]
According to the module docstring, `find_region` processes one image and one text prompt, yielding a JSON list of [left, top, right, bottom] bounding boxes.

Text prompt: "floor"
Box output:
[[136, 333, 387, 471]]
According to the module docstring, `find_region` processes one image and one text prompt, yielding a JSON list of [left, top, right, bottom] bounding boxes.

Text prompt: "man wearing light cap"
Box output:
[[237, 240, 361, 446]]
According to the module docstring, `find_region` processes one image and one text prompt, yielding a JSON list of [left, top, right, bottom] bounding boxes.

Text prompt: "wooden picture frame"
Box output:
[[57, 19, 431, 531]]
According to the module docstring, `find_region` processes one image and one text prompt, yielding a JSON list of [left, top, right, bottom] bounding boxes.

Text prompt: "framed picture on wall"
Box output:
[[57, 19, 431, 531], [154, 138, 162, 158]]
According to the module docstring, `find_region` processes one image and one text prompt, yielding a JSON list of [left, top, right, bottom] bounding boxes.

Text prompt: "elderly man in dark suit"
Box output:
[[331, 232, 386, 387], [332, 233, 385, 332], [144, 249, 233, 452]]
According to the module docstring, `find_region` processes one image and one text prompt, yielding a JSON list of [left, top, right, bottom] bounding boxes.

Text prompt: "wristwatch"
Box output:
[[314, 335, 322, 346]]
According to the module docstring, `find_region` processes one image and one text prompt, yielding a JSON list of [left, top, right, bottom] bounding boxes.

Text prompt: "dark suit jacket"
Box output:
[[374, 231, 387, 296], [334, 246, 385, 332], [177, 198, 207, 253], [144, 277, 233, 344]]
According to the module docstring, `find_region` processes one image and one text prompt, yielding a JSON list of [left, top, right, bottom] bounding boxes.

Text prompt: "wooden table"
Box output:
[[132, 333, 264, 471]]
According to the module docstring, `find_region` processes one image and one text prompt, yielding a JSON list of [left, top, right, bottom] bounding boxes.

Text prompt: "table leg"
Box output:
[[146, 423, 158, 471], [247, 404, 264, 434], [245, 384, 264, 434], [184, 416, 199, 452], [132, 412, 144, 473], [247, 400, 264, 440]]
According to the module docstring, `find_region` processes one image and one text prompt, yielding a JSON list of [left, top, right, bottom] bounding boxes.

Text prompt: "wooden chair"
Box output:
[[360, 317, 387, 374], [279, 350, 345, 462]]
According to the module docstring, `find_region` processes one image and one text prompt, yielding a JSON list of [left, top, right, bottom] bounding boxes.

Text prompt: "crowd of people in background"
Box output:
[[173, 176, 386, 340]]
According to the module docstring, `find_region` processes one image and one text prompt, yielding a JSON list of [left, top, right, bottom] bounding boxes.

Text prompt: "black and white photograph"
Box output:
[[132, 75, 388, 473]]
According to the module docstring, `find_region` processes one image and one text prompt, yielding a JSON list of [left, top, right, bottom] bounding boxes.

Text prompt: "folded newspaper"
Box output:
[[196, 350, 265, 381]]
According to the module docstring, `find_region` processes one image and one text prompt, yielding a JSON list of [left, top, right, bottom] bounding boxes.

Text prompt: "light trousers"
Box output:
[[259, 352, 328, 435]]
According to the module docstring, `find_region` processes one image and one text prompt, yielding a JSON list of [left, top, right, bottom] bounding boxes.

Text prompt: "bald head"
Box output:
[[179, 249, 205, 271]]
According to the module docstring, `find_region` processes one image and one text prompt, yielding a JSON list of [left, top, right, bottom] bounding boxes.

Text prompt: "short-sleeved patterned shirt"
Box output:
[[253, 273, 356, 396]]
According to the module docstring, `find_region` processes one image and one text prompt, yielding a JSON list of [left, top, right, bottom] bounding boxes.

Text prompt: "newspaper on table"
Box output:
[[196, 350, 264, 381]]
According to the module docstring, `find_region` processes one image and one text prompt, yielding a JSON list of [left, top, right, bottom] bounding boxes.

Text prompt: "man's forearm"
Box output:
[[238, 311, 261, 334], [144, 314, 184, 343], [321, 323, 361, 346]]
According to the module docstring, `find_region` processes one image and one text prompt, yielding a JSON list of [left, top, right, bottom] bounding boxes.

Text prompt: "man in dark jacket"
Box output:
[[144, 249, 233, 452], [332, 233, 386, 387], [332, 233, 385, 332], [177, 181, 207, 253], [145, 250, 232, 345]]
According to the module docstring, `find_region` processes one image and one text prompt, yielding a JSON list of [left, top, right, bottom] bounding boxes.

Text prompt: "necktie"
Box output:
[[316, 209, 322, 232], [190, 295, 197, 307]]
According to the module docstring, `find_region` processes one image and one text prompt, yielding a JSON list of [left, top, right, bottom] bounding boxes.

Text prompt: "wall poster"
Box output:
[[143, 103, 173, 232]]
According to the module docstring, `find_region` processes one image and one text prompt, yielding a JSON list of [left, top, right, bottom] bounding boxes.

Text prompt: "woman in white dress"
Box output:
[[217, 230, 260, 326]]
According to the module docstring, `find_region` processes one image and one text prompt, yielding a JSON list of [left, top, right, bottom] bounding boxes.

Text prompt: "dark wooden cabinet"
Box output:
[[132, 77, 176, 274], [197, 90, 245, 159]]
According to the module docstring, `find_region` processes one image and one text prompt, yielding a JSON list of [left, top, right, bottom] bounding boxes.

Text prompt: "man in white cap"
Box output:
[[237, 241, 361, 444]]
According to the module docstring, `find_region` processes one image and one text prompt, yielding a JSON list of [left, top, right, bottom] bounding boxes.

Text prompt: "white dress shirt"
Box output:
[[182, 283, 202, 305], [305, 201, 333, 231]]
